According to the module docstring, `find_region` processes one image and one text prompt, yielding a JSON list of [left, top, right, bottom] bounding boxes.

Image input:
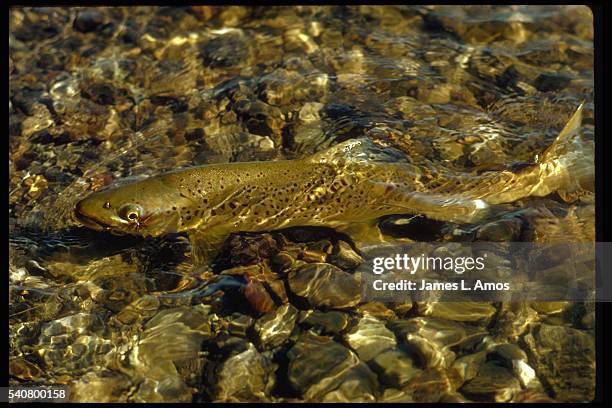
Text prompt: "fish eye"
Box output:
[[103, 202, 111, 209], [119, 204, 143, 223]]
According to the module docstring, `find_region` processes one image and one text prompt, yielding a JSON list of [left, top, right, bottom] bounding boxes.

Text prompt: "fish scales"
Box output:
[[75, 104, 592, 265]]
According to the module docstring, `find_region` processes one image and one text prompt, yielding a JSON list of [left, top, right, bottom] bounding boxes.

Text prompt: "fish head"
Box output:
[[74, 176, 191, 237]]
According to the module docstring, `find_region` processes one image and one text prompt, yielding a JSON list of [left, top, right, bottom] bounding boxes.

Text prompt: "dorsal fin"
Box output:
[[308, 138, 407, 165]]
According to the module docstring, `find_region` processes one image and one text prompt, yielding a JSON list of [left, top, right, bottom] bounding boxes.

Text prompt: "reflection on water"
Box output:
[[9, 6, 594, 402]]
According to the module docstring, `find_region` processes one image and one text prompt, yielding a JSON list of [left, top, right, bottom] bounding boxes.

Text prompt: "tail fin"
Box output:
[[537, 103, 594, 202]]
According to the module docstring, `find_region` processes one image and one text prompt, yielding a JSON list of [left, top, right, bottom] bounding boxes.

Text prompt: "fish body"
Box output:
[[75, 104, 592, 264]]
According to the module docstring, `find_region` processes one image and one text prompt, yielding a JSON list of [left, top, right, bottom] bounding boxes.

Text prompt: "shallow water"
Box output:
[[9, 6, 594, 402]]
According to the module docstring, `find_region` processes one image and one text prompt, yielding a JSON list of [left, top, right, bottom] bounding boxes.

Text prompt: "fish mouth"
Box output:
[[74, 209, 109, 232], [74, 211, 131, 236], [74, 204, 149, 236]]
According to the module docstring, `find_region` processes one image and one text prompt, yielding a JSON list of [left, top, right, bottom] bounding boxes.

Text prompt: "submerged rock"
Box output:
[[70, 371, 132, 402], [418, 301, 496, 323], [328, 240, 363, 270], [287, 331, 379, 402], [37, 312, 112, 373], [449, 350, 487, 388], [254, 303, 298, 348], [404, 368, 454, 403], [297, 310, 350, 335], [483, 342, 540, 389], [523, 323, 595, 402], [390, 317, 487, 369], [370, 349, 422, 388], [215, 343, 277, 402], [9, 356, 44, 381], [345, 314, 396, 362], [379, 388, 414, 402], [130, 306, 212, 402], [460, 362, 521, 402], [287, 263, 361, 309]]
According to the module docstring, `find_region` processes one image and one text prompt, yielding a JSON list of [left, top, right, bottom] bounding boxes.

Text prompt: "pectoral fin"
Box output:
[[335, 220, 413, 253], [188, 230, 228, 268]]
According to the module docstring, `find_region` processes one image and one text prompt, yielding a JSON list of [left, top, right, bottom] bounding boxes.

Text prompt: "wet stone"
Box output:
[[511, 389, 556, 403], [389, 317, 486, 369], [460, 362, 521, 402], [215, 343, 276, 402], [486, 342, 540, 389], [115, 294, 161, 325], [405, 368, 453, 403], [300, 249, 327, 263], [226, 313, 254, 337], [287, 332, 378, 402], [297, 310, 350, 335], [200, 34, 249, 68], [356, 302, 397, 320], [270, 251, 295, 273], [129, 306, 212, 402], [492, 302, 539, 340], [81, 83, 116, 105], [449, 350, 487, 387], [287, 263, 361, 309], [254, 303, 298, 348], [418, 301, 496, 323], [370, 349, 422, 388], [345, 314, 396, 362], [328, 240, 363, 270], [523, 323, 595, 402], [9, 356, 44, 381], [379, 388, 414, 402], [534, 72, 573, 92], [74, 10, 106, 33], [440, 392, 471, 403], [298, 102, 324, 124], [70, 371, 132, 402]]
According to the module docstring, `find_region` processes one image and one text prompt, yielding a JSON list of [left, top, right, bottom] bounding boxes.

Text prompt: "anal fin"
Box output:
[[188, 230, 228, 269], [371, 182, 491, 224]]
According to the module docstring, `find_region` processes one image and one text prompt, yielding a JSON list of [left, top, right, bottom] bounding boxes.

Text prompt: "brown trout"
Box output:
[[75, 104, 592, 265]]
